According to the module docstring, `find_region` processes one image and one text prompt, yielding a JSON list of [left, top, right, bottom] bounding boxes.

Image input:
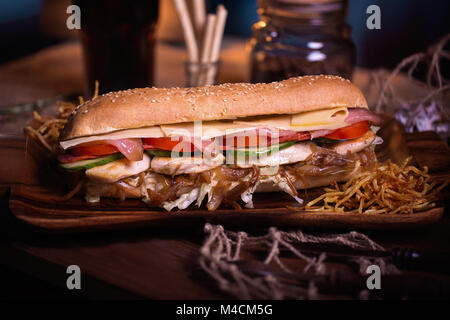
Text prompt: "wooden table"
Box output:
[[1, 39, 449, 300]]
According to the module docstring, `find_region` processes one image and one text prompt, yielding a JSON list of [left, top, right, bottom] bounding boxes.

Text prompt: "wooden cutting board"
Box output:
[[4, 119, 450, 232]]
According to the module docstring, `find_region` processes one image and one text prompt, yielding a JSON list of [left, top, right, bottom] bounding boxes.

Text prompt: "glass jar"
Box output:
[[250, 0, 355, 83]]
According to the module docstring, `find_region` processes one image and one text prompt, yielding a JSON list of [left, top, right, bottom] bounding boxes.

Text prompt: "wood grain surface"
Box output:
[[4, 119, 449, 233]]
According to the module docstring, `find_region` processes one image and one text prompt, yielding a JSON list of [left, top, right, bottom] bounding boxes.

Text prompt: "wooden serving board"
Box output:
[[5, 119, 450, 232]]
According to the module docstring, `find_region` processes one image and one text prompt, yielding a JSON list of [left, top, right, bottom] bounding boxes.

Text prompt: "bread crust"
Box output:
[[61, 75, 368, 141]]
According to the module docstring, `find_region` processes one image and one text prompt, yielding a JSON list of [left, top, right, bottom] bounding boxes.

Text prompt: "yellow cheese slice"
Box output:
[[60, 126, 165, 149], [291, 107, 349, 131], [160, 120, 252, 139], [233, 115, 292, 129]]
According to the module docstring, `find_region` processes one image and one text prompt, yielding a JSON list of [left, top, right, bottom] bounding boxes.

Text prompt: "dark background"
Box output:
[[0, 0, 449, 69]]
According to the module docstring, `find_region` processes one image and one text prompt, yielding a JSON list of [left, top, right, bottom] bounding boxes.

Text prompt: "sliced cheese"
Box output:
[[160, 107, 349, 140], [60, 126, 165, 149], [60, 107, 350, 149], [291, 106, 349, 130], [233, 115, 292, 129], [160, 120, 251, 139]]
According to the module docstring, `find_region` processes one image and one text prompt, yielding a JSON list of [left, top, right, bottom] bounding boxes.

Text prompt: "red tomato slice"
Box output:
[[324, 121, 370, 140], [278, 131, 311, 143], [142, 137, 196, 152], [143, 137, 180, 150], [58, 154, 100, 164], [70, 144, 119, 157], [68, 139, 143, 161]]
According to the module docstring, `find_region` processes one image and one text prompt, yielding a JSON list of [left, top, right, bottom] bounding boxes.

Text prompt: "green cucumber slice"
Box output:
[[60, 153, 124, 171], [233, 141, 296, 158], [145, 149, 172, 157]]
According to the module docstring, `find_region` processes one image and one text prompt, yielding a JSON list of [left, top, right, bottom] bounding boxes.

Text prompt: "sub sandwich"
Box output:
[[56, 75, 382, 211]]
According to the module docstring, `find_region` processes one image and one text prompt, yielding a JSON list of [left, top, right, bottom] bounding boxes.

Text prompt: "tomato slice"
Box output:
[[143, 137, 196, 152], [324, 121, 370, 140], [278, 131, 311, 143], [143, 137, 179, 150], [58, 154, 100, 164], [141, 128, 313, 153], [70, 144, 118, 156], [68, 139, 143, 161]]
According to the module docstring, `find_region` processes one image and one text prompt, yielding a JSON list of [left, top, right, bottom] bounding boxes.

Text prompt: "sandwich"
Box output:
[[56, 75, 382, 211]]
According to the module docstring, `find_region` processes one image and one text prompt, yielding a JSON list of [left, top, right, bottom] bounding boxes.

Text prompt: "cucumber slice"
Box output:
[[233, 141, 296, 158], [145, 149, 171, 157], [60, 153, 124, 171]]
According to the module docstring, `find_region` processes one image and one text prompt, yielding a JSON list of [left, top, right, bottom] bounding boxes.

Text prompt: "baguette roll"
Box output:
[[61, 75, 368, 141]]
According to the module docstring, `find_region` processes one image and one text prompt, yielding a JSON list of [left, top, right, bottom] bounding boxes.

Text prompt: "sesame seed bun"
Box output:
[[61, 75, 368, 141]]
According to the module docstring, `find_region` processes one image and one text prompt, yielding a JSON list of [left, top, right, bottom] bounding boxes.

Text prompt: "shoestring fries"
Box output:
[[306, 157, 448, 214]]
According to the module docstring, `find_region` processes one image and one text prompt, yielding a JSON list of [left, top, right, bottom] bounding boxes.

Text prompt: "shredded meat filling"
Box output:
[[207, 166, 260, 210], [286, 147, 376, 179], [144, 174, 207, 207], [85, 147, 376, 210]]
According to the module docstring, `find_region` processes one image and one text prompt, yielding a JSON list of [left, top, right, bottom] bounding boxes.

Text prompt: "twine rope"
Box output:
[[372, 33, 450, 138], [199, 223, 399, 299]]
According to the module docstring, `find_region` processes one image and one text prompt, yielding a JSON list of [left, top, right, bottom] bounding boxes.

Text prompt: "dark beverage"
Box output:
[[74, 0, 159, 96]]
